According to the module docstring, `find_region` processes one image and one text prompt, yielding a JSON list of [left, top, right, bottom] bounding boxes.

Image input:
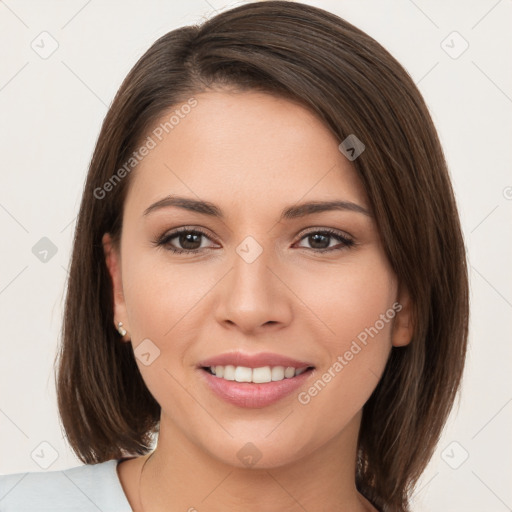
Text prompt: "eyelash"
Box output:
[[152, 226, 355, 255]]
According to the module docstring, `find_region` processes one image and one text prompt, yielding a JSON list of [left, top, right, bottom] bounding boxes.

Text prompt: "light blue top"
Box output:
[[0, 459, 132, 511]]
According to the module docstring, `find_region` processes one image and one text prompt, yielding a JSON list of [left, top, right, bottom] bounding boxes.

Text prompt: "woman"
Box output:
[[0, 2, 468, 511]]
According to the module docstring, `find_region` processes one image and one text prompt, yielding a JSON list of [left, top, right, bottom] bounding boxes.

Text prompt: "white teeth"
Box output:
[[284, 366, 295, 378], [223, 365, 236, 381], [234, 366, 252, 382], [207, 365, 310, 383], [252, 366, 272, 383], [271, 366, 284, 381]]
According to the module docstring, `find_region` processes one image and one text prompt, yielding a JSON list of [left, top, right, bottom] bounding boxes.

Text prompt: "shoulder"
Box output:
[[0, 459, 132, 511]]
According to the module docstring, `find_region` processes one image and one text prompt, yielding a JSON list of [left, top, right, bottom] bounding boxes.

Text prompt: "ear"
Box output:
[[391, 285, 414, 347], [102, 233, 130, 341]]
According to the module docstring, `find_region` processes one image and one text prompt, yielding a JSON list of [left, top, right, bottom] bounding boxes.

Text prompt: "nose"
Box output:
[[214, 241, 293, 335]]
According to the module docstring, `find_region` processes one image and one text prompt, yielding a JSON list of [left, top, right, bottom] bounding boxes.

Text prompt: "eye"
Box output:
[[153, 227, 217, 255], [153, 227, 355, 255], [294, 228, 355, 252]]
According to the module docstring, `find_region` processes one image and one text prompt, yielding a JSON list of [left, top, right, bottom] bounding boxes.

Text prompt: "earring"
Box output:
[[117, 321, 127, 336]]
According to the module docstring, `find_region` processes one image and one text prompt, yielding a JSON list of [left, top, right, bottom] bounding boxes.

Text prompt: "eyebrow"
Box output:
[[143, 195, 372, 219]]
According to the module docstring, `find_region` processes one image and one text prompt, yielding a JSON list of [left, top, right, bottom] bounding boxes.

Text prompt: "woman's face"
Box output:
[[104, 90, 412, 468]]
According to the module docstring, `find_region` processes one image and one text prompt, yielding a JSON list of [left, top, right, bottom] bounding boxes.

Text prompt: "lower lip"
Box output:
[[199, 368, 314, 408]]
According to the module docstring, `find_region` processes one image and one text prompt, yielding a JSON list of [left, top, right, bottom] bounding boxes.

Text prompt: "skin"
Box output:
[[103, 90, 413, 512]]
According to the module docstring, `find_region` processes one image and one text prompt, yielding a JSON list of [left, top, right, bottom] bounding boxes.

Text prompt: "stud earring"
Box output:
[[117, 321, 127, 336]]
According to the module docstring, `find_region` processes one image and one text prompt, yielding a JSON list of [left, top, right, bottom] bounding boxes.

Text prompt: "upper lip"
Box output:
[[198, 351, 315, 369]]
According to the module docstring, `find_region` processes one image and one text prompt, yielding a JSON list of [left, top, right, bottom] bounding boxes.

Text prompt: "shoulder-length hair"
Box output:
[[55, 2, 469, 510]]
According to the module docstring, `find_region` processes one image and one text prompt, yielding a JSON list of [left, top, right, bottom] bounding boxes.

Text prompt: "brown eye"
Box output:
[[173, 232, 203, 251], [296, 229, 354, 252], [154, 228, 216, 255]]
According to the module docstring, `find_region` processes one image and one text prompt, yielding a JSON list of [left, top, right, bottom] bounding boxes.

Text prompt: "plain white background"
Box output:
[[0, 1, 511, 510]]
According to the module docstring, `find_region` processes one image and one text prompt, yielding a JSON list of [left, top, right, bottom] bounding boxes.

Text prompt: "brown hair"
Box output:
[[55, 2, 469, 510]]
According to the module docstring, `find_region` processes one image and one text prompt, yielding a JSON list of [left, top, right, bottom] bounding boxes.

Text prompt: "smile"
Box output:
[[198, 364, 315, 408], [204, 365, 310, 383]]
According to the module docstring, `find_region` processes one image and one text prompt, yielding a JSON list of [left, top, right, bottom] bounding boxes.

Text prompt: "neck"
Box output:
[[138, 410, 375, 512]]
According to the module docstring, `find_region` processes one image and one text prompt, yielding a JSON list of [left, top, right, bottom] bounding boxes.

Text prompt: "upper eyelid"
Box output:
[[161, 226, 218, 243]]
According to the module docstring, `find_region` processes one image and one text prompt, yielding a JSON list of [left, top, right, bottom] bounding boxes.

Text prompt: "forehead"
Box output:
[[125, 90, 368, 216]]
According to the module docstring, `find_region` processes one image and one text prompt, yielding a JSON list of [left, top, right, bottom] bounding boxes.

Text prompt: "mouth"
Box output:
[[201, 365, 314, 383], [199, 365, 315, 408], [196, 352, 316, 408]]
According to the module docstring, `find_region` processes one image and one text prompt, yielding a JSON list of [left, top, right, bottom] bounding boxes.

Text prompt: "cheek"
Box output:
[[292, 249, 397, 348], [120, 250, 209, 406], [122, 259, 170, 340], [292, 251, 397, 408], [121, 247, 225, 381], [121, 242, 210, 336]]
